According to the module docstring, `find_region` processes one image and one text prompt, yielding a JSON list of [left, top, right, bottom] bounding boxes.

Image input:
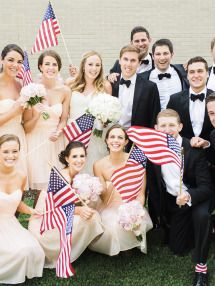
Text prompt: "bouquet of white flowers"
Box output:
[[72, 174, 103, 204], [20, 83, 49, 120], [118, 200, 146, 241], [86, 93, 121, 137]]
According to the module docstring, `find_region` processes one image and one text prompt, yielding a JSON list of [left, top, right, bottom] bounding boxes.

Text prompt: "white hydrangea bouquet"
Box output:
[[118, 200, 146, 241], [20, 83, 49, 120], [86, 93, 122, 137], [72, 174, 103, 204]]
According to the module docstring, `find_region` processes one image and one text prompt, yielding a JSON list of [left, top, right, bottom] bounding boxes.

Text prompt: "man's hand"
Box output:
[[190, 136, 210, 148], [176, 192, 191, 206], [107, 72, 120, 83]]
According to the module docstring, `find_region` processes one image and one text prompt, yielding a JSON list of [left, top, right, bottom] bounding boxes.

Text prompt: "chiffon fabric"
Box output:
[[0, 99, 28, 178], [28, 190, 104, 268], [89, 182, 153, 255], [0, 190, 44, 284], [26, 104, 65, 190], [69, 91, 108, 175]]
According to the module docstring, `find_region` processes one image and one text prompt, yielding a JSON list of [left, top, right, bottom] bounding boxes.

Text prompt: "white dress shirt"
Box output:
[[207, 64, 215, 91], [189, 87, 206, 137], [118, 73, 137, 128], [149, 66, 182, 110], [137, 53, 152, 73], [161, 136, 186, 195]]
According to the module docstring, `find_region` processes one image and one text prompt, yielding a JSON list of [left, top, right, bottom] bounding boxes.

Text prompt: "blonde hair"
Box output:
[[119, 45, 141, 60], [70, 51, 105, 93], [156, 109, 181, 124]]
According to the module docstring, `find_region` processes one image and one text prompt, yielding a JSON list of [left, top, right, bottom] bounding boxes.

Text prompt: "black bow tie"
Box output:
[[190, 93, 205, 102], [120, 78, 131, 88], [158, 73, 171, 80], [213, 67, 215, 74], [141, 59, 149, 65]]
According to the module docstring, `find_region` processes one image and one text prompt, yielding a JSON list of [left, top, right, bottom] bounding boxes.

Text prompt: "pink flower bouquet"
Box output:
[[118, 200, 145, 241], [72, 174, 103, 204], [20, 83, 49, 120]]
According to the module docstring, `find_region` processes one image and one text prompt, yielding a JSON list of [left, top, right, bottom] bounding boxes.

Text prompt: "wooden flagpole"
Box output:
[[49, 0, 72, 64], [179, 147, 184, 208]]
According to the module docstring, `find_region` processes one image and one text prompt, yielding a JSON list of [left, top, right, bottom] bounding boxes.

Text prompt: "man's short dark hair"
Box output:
[[130, 26, 150, 41], [206, 92, 215, 105], [152, 39, 173, 55], [187, 56, 209, 72]]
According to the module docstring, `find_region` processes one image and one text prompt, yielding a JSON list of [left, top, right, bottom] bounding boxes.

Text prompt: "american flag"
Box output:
[[17, 51, 33, 86], [40, 167, 79, 278], [127, 126, 181, 167], [54, 203, 75, 278], [111, 145, 147, 203], [40, 166, 79, 233], [31, 1, 60, 54], [63, 113, 95, 148]]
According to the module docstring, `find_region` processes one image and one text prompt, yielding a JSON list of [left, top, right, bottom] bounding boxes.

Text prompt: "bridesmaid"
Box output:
[[0, 44, 28, 177], [67, 51, 112, 174], [89, 124, 153, 255], [28, 141, 103, 268], [23, 50, 70, 190], [0, 134, 44, 284]]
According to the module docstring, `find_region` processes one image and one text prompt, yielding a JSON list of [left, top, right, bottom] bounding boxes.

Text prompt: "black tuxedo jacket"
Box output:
[[109, 53, 154, 74], [167, 88, 214, 140], [148, 137, 213, 224], [210, 129, 215, 150], [141, 64, 189, 90], [111, 73, 160, 128]]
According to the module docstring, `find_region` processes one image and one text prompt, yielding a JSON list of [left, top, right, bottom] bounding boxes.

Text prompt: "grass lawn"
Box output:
[[18, 212, 215, 286]]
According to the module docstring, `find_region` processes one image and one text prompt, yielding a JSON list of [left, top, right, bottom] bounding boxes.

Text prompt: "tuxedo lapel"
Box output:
[[200, 89, 214, 136], [131, 76, 142, 122], [181, 91, 194, 136]]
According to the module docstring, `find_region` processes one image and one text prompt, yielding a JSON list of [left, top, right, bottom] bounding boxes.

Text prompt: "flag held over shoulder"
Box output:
[[31, 1, 60, 54], [127, 126, 181, 167], [111, 145, 147, 203]]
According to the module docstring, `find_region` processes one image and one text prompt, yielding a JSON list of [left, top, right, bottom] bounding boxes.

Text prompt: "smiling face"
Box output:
[[153, 45, 173, 72], [39, 55, 59, 79], [106, 128, 128, 153], [131, 32, 151, 57], [0, 140, 20, 168], [84, 54, 102, 82], [187, 62, 208, 93], [66, 147, 86, 173], [1, 50, 23, 77], [119, 51, 140, 79], [155, 116, 183, 138]]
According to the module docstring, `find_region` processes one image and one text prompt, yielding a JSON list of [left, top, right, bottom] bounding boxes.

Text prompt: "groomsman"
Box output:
[[150, 109, 213, 286], [167, 57, 214, 157], [108, 26, 153, 82], [142, 38, 189, 110], [206, 93, 215, 205], [207, 38, 215, 91], [111, 45, 160, 129]]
